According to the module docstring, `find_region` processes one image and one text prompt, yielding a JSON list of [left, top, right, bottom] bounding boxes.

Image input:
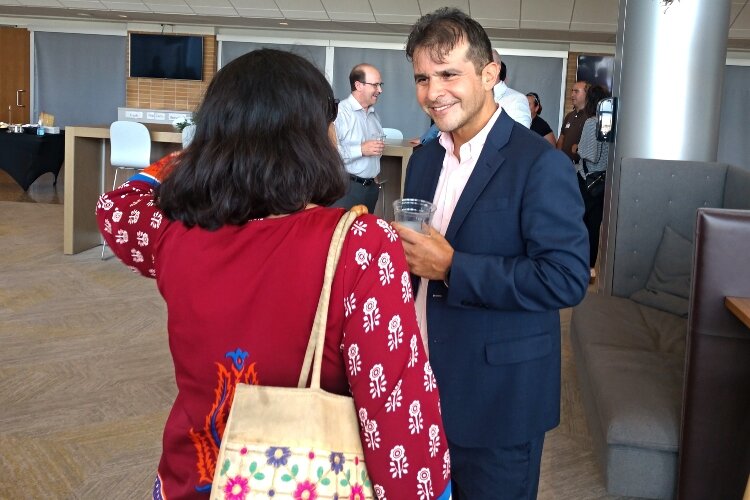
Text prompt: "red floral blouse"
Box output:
[[95, 155, 451, 500]]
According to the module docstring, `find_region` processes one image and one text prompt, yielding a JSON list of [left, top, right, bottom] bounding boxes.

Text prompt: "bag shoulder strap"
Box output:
[[297, 205, 368, 389]]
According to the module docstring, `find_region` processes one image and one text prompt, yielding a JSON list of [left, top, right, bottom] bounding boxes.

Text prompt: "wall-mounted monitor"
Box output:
[[576, 55, 614, 93], [129, 33, 204, 81]]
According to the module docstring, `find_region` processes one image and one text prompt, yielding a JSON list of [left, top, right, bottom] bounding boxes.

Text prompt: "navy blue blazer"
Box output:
[[405, 111, 589, 447]]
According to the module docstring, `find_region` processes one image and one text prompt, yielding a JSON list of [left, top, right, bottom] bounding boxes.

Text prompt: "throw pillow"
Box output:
[[629, 225, 693, 317]]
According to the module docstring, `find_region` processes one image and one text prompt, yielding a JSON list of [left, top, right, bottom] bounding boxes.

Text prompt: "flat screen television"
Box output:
[[129, 33, 204, 81]]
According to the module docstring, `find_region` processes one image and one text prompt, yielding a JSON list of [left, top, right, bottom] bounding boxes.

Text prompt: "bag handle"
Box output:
[[297, 205, 368, 389]]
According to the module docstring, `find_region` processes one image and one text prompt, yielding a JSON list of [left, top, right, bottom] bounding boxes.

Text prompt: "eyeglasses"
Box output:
[[327, 97, 339, 123], [361, 82, 384, 89]]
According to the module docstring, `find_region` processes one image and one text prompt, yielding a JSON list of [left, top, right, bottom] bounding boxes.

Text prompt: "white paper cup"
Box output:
[[393, 198, 436, 234]]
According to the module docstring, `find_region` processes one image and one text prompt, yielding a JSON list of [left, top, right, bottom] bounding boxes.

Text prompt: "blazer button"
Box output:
[[432, 293, 443, 299]]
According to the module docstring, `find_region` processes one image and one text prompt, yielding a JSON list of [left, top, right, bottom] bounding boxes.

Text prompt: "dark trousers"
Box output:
[[449, 434, 545, 500], [330, 178, 380, 214], [577, 174, 605, 267]]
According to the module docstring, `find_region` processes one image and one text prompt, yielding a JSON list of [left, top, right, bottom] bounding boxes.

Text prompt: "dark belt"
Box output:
[[349, 174, 375, 186]]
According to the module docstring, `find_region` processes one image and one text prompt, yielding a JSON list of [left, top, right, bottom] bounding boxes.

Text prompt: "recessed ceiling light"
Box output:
[[279, 21, 288, 25], [77, 12, 92, 16], [118, 14, 128, 18]]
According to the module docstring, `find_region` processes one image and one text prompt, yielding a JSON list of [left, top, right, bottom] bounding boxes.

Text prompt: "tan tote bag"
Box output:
[[211, 206, 375, 500]]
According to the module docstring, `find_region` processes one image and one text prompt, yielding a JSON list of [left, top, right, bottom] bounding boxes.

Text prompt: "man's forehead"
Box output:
[[413, 42, 470, 69]]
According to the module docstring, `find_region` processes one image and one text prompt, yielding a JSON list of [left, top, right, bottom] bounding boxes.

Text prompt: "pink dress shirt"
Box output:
[[415, 106, 503, 352]]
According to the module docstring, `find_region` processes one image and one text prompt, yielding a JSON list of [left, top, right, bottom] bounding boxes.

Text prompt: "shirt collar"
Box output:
[[439, 105, 502, 161], [346, 93, 375, 114]]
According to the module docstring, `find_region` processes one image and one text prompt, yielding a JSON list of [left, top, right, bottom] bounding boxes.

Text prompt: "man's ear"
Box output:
[[483, 62, 499, 90]]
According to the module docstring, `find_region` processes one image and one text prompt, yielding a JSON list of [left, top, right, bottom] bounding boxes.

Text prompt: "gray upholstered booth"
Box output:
[[570, 158, 750, 499]]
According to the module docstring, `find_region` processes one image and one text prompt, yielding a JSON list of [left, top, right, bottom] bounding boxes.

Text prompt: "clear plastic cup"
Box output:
[[392, 198, 436, 234]]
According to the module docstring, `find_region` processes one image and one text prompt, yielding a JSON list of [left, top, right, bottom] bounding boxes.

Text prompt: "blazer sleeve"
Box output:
[[446, 148, 590, 312]]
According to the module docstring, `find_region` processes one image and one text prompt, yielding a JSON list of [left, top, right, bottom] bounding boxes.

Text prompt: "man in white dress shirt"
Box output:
[[492, 50, 532, 128], [331, 63, 385, 213]]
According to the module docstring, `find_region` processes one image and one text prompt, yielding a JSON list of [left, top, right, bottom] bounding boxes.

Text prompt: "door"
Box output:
[[0, 27, 31, 124]]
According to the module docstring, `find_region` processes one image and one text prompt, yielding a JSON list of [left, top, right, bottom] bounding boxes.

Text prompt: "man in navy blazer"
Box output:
[[394, 8, 590, 499]]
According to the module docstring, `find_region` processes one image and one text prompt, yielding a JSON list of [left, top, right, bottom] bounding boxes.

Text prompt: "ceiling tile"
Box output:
[[228, 0, 275, 6], [329, 11, 375, 22], [147, 0, 186, 4], [0, 0, 21, 5], [275, 0, 324, 11], [147, 3, 193, 12], [321, 0, 370, 12], [520, 19, 571, 31], [59, 0, 106, 8], [186, 0, 231, 6], [730, 2, 748, 26], [476, 17, 518, 29], [374, 13, 419, 24], [570, 21, 616, 33], [235, 7, 283, 17], [470, 0, 519, 20], [12, 0, 60, 5], [372, 0, 419, 16], [189, 4, 234, 14], [280, 9, 330, 20], [730, 1, 750, 31], [522, 0, 574, 24], [105, 2, 152, 10], [572, 0, 617, 24], [418, 0, 468, 16]]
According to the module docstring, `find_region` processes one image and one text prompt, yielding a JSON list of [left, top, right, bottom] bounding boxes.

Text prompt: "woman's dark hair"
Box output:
[[156, 49, 347, 230], [405, 7, 492, 74], [585, 84, 611, 117], [526, 92, 542, 115]]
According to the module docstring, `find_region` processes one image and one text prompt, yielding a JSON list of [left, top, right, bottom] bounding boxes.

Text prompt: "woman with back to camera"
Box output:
[[525, 92, 556, 146], [96, 49, 450, 500]]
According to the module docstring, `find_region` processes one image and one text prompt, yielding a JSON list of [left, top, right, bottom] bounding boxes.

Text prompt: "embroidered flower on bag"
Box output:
[[128, 209, 140, 224], [362, 298, 380, 333], [428, 424, 440, 458], [350, 484, 366, 499], [265, 446, 291, 468], [387, 315, 403, 351], [329, 452, 345, 474], [344, 293, 357, 317], [417, 468, 433, 500], [423, 362, 436, 392], [293, 480, 317, 500], [351, 220, 367, 236], [369, 364, 386, 398], [442, 449, 451, 480], [377, 219, 398, 242], [389, 445, 409, 478], [408, 335, 419, 368], [401, 271, 412, 303], [378, 252, 394, 285], [223, 475, 250, 500], [355, 248, 372, 269], [408, 400, 423, 434], [385, 379, 403, 412], [348, 344, 361, 376]]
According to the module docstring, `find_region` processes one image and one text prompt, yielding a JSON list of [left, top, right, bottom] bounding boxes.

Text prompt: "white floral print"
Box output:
[[442, 449, 451, 480], [111, 208, 123, 223], [115, 229, 128, 244], [103, 219, 112, 234], [408, 400, 423, 434], [136, 231, 149, 247], [131, 248, 144, 263], [150, 212, 162, 229], [128, 209, 140, 224], [408, 335, 419, 368], [348, 344, 362, 376], [364, 417, 381, 450], [355, 248, 372, 269], [387, 315, 403, 351], [363, 297, 381, 333], [369, 364, 386, 399], [377, 219, 399, 242], [378, 252, 395, 285], [385, 379, 403, 413], [417, 468, 433, 500], [351, 220, 367, 236], [428, 425, 440, 458], [374, 485, 386, 500], [389, 445, 409, 479], [424, 362, 436, 392], [401, 271, 413, 303], [344, 293, 357, 317], [99, 196, 114, 211]]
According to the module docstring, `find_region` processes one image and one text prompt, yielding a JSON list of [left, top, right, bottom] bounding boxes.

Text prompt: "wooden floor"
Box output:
[[0, 171, 632, 499]]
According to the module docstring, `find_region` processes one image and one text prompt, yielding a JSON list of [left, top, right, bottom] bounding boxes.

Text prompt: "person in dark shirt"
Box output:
[[556, 80, 591, 163], [525, 92, 555, 146]]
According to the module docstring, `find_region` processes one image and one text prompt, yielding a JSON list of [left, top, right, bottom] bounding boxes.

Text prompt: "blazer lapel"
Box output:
[[445, 111, 514, 242]]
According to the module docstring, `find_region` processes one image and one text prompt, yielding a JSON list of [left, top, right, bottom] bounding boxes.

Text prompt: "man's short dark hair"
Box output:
[[405, 7, 493, 74], [349, 64, 367, 91], [157, 49, 346, 230], [499, 61, 507, 81]]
